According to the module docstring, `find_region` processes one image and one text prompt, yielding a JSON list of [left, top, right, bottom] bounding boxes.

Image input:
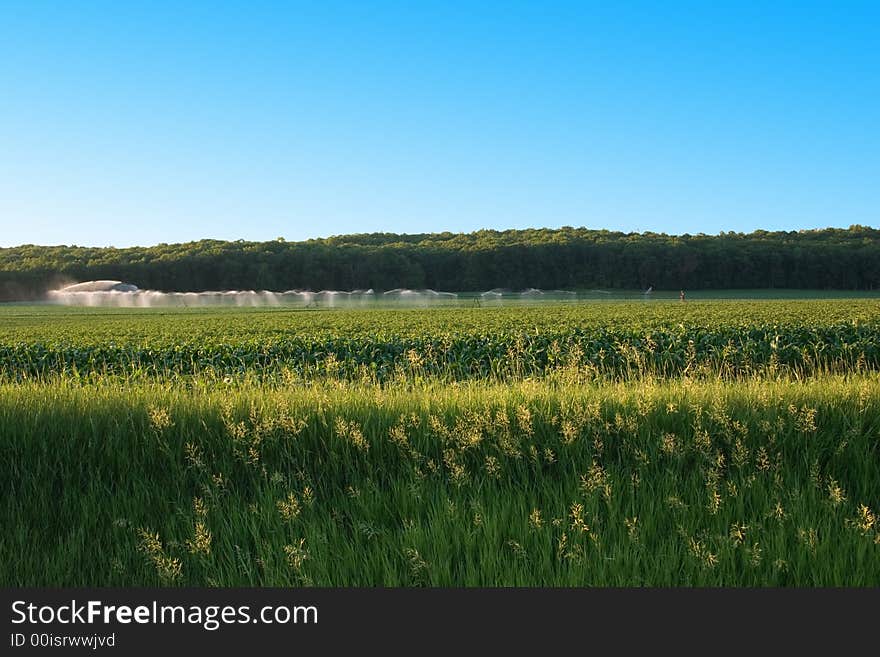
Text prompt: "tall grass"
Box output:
[[2, 376, 878, 586]]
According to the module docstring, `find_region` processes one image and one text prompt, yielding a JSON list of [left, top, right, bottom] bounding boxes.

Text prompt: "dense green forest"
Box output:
[[1, 226, 878, 299]]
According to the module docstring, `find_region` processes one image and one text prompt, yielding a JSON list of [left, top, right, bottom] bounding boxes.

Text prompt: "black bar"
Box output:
[[2, 588, 878, 653]]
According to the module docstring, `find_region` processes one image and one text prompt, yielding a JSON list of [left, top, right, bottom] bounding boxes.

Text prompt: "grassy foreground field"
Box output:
[[2, 300, 879, 586], [2, 377, 879, 586]]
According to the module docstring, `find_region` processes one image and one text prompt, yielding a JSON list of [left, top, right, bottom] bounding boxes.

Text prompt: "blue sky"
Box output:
[[1, 1, 877, 247]]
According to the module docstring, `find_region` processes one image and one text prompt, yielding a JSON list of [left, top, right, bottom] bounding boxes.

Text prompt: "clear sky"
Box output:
[[1, 1, 877, 248]]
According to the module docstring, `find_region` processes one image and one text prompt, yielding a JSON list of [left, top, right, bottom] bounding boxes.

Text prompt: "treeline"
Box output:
[[1, 226, 879, 299]]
